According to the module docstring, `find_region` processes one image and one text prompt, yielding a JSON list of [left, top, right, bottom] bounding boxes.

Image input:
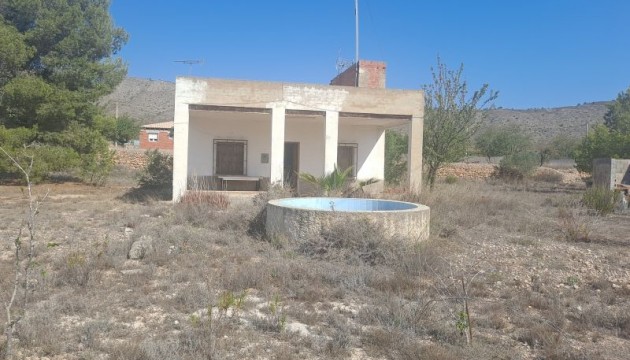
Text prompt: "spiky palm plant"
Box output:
[[299, 164, 354, 196]]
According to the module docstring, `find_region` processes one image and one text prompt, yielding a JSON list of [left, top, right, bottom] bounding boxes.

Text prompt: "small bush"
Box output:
[[557, 208, 591, 242], [532, 168, 564, 183], [138, 150, 173, 188], [181, 191, 230, 210], [445, 175, 458, 184], [44, 123, 116, 185], [80, 146, 115, 185], [0, 144, 80, 182], [582, 186, 618, 215], [495, 151, 538, 180]]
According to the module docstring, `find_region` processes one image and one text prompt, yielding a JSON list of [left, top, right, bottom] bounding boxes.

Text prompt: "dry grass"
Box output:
[[0, 177, 629, 359]]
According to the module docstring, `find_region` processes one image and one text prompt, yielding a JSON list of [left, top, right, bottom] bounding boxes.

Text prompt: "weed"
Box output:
[[532, 168, 564, 183], [299, 217, 396, 266], [582, 186, 619, 215], [445, 174, 458, 184], [217, 290, 247, 316], [565, 276, 580, 287], [180, 191, 230, 210], [254, 294, 286, 332], [495, 151, 539, 180], [557, 207, 592, 242], [1, 168, 628, 359]]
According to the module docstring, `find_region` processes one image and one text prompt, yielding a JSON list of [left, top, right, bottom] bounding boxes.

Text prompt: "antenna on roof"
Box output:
[[355, 0, 359, 64], [354, 0, 360, 86], [174, 59, 204, 75], [336, 50, 353, 74]]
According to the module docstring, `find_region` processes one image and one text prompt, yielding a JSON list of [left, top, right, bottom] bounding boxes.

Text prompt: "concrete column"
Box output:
[[407, 116, 423, 193], [324, 111, 339, 174], [270, 105, 286, 184], [172, 102, 190, 202]]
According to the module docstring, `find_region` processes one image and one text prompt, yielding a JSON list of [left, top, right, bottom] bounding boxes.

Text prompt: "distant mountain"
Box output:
[[482, 102, 609, 142], [99, 77, 175, 125], [100, 77, 610, 140]]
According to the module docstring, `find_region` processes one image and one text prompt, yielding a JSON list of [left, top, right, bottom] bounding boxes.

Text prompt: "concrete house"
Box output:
[[172, 61, 424, 201], [139, 121, 174, 151]]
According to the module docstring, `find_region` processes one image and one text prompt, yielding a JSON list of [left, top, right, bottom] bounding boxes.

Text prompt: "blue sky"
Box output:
[[110, 0, 630, 109]]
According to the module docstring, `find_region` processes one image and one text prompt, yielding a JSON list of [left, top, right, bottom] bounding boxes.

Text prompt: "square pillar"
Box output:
[[172, 102, 189, 202], [270, 105, 286, 184], [324, 111, 339, 174], [408, 116, 423, 193]]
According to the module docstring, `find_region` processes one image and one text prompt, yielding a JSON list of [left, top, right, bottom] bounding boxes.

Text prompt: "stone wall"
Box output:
[[113, 148, 148, 170], [593, 158, 630, 189]]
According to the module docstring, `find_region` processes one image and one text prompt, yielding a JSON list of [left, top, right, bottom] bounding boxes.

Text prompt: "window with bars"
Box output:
[[337, 143, 358, 178], [214, 139, 247, 175]]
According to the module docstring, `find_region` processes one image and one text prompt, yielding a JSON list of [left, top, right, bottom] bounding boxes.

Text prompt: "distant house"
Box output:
[[139, 121, 174, 150], [172, 60, 425, 201]]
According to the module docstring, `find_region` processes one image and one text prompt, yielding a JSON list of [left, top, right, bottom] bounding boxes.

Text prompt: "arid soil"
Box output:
[[1, 165, 629, 359]]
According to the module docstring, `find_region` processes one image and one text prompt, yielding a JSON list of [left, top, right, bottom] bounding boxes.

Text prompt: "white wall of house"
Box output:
[[187, 114, 385, 180], [285, 117, 325, 175], [339, 124, 385, 180], [188, 114, 271, 177]]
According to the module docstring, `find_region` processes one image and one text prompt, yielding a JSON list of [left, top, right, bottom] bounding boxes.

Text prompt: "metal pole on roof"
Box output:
[[355, 0, 360, 86], [355, 0, 359, 63]]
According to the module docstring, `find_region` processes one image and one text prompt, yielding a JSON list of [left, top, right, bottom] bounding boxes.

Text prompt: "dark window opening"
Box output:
[[337, 143, 358, 178], [214, 140, 247, 175]]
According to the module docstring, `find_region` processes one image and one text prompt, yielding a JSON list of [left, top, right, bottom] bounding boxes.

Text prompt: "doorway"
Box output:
[[284, 142, 300, 190]]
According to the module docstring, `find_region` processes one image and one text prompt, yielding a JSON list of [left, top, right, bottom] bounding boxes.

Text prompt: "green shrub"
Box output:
[[0, 126, 39, 147], [582, 186, 618, 215], [138, 150, 173, 188], [495, 151, 538, 180], [573, 124, 630, 173], [1, 124, 116, 184], [385, 130, 408, 184], [299, 164, 353, 197], [475, 125, 531, 162], [1, 126, 82, 182], [79, 146, 115, 185], [42, 124, 115, 184], [445, 175, 458, 184], [557, 208, 591, 242]]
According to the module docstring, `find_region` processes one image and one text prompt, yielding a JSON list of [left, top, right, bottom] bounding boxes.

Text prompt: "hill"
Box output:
[[99, 77, 175, 124], [483, 102, 609, 142], [101, 77, 610, 140]]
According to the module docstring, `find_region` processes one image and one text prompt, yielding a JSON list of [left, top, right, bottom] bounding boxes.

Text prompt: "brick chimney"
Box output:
[[330, 60, 386, 89]]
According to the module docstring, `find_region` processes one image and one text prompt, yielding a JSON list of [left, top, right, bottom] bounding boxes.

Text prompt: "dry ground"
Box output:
[[0, 170, 629, 359]]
